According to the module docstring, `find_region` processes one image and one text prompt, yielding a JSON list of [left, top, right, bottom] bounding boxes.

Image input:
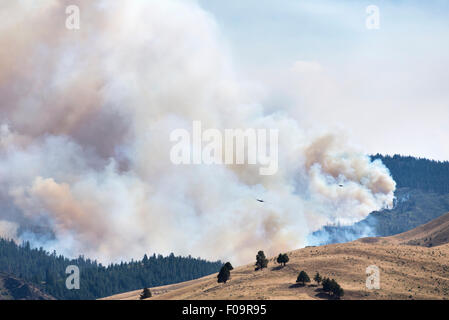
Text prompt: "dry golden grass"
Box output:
[[102, 213, 449, 300]]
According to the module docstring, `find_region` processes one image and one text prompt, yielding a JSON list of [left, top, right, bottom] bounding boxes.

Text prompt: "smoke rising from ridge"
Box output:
[[0, 0, 395, 264]]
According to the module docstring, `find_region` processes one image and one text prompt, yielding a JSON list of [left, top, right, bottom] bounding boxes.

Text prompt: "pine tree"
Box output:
[[296, 271, 310, 286], [217, 265, 231, 284], [140, 287, 152, 299], [45, 269, 55, 287], [142, 254, 149, 265], [322, 277, 331, 293], [224, 262, 233, 271], [255, 251, 268, 271], [313, 272, 322, 285], [329, 279, 344, 299]]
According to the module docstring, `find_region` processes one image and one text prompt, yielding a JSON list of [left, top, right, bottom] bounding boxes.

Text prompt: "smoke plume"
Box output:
[[0, 0, 395, 264]]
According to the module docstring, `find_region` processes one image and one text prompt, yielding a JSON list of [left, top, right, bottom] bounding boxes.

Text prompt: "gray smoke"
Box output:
[[0, 0, 395, 264]]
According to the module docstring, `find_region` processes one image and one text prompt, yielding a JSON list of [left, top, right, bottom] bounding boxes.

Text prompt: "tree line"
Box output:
[[0, 238, 222, 300], [371, 154, 449, 194]]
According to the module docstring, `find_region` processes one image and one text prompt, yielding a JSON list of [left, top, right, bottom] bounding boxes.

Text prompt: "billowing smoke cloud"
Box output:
[[0, 0, 395, 264]]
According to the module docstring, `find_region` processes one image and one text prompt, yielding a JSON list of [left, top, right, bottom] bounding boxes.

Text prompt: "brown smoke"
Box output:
[[0, 0, 395, 264]]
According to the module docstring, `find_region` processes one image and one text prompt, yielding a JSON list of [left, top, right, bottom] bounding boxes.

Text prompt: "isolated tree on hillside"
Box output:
[[140, 287, 152, 300], [276, 253, 289, 266], [296, 271, 310, 286], [224, 262, 234, 271], [314, 272, 322, 285], [255, 251, 269, 271], [217, 262, 233, 283]]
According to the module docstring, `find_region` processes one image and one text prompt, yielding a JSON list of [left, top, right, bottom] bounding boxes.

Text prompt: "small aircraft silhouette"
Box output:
[[339, 184, 344, 187], [256, 199, 265, 203]]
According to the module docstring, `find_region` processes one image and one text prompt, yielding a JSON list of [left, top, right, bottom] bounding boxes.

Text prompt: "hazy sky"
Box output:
[[199, 0, 449, 161]]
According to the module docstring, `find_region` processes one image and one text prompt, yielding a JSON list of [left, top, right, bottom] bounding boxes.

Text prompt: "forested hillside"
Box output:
[[0, 272, 55, 300], [310, 155, 449, 245], [0, 238, 222, 300], [372, 154, 449, 194]]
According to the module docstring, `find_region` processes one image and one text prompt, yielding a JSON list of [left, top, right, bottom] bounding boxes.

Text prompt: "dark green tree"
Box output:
[[140, 287, 152, 300], [321, 278, 344, 299], [331, 280, 344, 299], [224, 262, 234, 271], [45, 269, 55, 287], [217, 262, 233, 284], [255, 251, 269, 271], [322, 277, 331, 293], [276, 253, 289, 266], [313, 272, 322, 285], [296, 271, 310, 286]]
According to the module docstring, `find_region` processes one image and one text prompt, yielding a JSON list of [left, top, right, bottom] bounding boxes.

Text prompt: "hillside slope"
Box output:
[[388, 212, 449, 247], [311, 188, 449, 245], [103, 214, 449, 300], [0, 273, 55, 300]]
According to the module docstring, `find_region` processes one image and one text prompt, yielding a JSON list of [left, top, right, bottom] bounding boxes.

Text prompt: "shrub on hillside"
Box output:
[[276, 253, 289, 266], [140, 288, 152, 300]]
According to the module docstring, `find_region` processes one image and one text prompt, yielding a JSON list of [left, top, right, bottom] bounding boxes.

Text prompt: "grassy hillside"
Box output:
[[105, 237, 449, 300], [105, 213, 449, 300]]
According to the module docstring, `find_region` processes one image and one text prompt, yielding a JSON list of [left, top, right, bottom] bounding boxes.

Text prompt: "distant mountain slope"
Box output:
[[372, 154, 449, 194], [389, 212, 449, 247], [310, 155, 449, 245], [372, 188, 449, 236], [0, 273, 55, 300], [0, 238, 222, 300]]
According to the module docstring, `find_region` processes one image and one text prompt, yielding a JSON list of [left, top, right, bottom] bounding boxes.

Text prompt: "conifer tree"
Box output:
[[296, 271, 310, 286], [255, 251, 268, 271], [313, 272, 322, 285], [140, 287, 152, 300]]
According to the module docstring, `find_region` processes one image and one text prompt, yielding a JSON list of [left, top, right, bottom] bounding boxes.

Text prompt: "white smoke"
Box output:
[[0, 0, 395, 264]]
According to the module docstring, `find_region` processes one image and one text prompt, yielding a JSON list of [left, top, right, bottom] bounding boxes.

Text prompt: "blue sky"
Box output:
[[198, 0, 449, 160]]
